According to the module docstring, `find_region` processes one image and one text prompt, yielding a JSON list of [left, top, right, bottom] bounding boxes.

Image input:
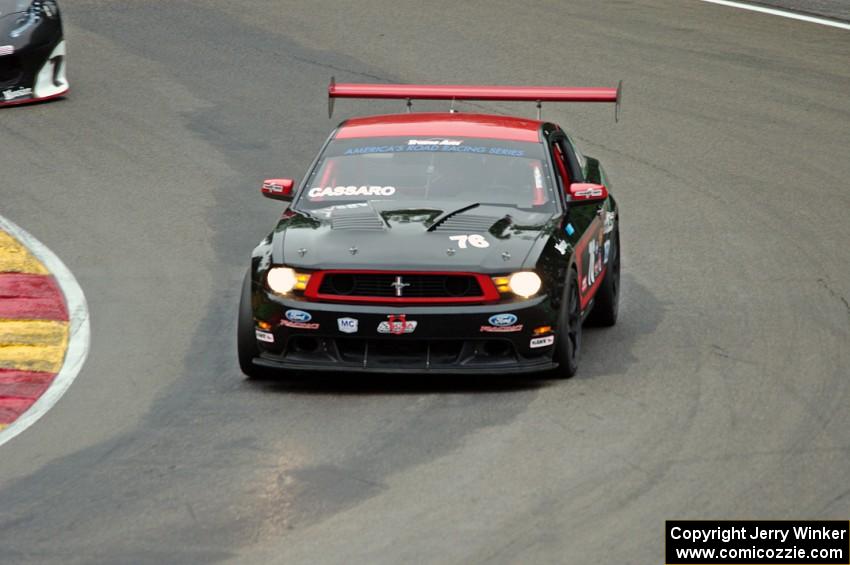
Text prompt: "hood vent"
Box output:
[[432, 214, 500, 233], [330, 208, 386, 231]]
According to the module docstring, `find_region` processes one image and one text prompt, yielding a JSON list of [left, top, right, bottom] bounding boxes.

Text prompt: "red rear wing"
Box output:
[[328, 78, 622, 121]]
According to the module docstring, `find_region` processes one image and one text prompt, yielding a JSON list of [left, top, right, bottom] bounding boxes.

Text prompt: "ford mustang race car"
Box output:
[[238, 82, 622, 378], [0, 0, 68, 107]]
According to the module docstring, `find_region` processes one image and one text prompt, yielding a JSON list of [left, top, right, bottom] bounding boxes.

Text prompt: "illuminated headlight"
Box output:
[[266, 267, 310, 294], [506, 272, 542, 298]]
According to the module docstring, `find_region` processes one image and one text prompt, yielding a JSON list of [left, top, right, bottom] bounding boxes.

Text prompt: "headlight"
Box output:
[[43, 1, 58, 19], [507, 272, 541, 298], [33, 1, 59, 19], [10, 1, 57, 37], [266, 267, 310, 295]]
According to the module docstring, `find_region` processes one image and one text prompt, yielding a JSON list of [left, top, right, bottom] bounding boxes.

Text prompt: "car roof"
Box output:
[[335, 113, 543, 143]]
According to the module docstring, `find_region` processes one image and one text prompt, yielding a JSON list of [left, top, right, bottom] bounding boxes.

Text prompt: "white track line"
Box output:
[[0, 215, 91, 448], [699, 0, 850, 30]]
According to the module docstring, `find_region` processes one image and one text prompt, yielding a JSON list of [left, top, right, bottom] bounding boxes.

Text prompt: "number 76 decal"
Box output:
[[449, 234, 490, 249]]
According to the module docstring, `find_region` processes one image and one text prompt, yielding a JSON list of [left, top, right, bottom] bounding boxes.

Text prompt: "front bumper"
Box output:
[[252, 292, 560, 374]]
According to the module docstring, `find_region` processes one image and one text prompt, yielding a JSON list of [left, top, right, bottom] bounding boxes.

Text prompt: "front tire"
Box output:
[[237, 269, 265, 379], [551, 268, 581, 379]]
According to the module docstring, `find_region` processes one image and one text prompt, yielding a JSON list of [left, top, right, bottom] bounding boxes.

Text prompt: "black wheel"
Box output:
[[237, 268, 265, 379], [586, 228, 620, 327], [551, 268, 581, 379]]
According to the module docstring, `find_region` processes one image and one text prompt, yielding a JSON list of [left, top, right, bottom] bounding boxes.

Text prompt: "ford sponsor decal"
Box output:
[[285, 309, 312, 322], [488, 313, 518, 327]]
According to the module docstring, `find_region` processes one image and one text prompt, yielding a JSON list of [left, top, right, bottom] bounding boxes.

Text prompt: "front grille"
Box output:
[[317, 273, 483, 298]]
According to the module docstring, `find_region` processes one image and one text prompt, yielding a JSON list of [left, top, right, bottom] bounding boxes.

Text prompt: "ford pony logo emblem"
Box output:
[[390, 276, 411, 297]]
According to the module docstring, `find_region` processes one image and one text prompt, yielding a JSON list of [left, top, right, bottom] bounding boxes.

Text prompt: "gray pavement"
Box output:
[[750, 0, 850, 21], [0, 1, 848, 563]]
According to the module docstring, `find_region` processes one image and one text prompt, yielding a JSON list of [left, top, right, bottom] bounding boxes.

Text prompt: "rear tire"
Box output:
[[551, 268, 581, 379], [237, 268, 265, 379], [586, 228, 620, 327]]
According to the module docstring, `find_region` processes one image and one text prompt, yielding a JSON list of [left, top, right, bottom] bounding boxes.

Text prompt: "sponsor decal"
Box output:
[[554, 240, 568, 255], [2, 87, 32, 102], [337, 317, 358, 333], [565, 223, 575, 236], [408, 139, 463, 146], [308, 185, 396, 198], [377, 314, 417, 335], [530, 335, 555, 348], [341, 144, 525, 156], [488, 313, 518, 327], [486, 147, 525, 157], [285, 309, 312, 323], [449, 234, 490, 249], [603, 211, 616, 234], [344, 145, 407, 155], [255, 330, 275, 343], [0, 46, 14, 57], [282, 310, 319, 329], [280, 320, 320, 330], [585, 231, 605, 289], [407, 144, 486, 153], [480, 325, 523, 333]]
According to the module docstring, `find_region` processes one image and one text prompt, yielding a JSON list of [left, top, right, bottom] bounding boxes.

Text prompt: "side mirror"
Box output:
[[568, 182, 608, 204], [261, 178, 295, 201]]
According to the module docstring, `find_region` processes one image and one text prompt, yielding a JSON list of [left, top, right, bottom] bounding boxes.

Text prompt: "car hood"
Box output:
[[271, 202, 558, 272]]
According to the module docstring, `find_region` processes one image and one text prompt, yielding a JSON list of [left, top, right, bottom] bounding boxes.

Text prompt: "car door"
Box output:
[[549, 134, 608, 310]]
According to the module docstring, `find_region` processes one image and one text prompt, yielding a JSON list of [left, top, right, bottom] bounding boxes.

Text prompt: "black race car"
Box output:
[[0, 0, 67, 107], [238, 82, 622, 378]]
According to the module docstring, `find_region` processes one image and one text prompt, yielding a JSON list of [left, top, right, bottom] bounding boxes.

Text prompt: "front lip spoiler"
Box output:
[[253, 357, 556, 375], [0, 88, 68, 107]]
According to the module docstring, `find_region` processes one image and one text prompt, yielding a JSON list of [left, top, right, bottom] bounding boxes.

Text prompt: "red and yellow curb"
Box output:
[[0, 230, 69, 432]]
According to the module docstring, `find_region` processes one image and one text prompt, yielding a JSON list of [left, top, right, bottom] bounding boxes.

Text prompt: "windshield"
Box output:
[[295, 136, 557, 212], [0, 1, 31, 15]]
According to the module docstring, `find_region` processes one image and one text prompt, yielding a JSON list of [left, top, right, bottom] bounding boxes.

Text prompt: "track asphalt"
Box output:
[[0, 1, 848, 563], [751, 0, 850, 21]]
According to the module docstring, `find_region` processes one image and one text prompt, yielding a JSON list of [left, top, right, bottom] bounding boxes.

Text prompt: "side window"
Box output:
[[565, 135, 587, 177], [550, 141, 571, 193]]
